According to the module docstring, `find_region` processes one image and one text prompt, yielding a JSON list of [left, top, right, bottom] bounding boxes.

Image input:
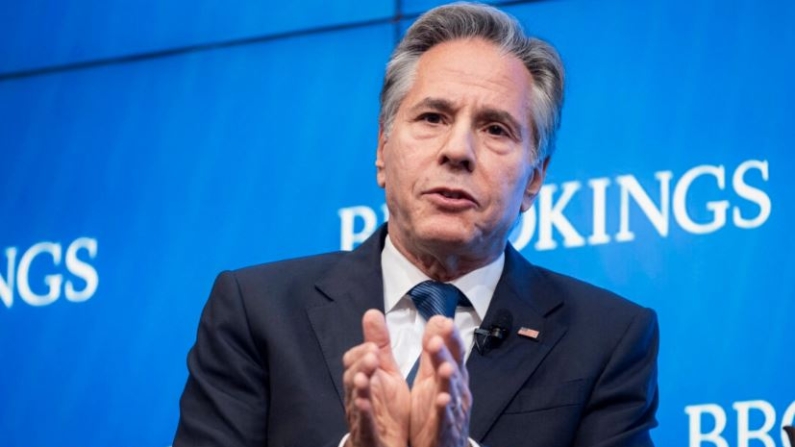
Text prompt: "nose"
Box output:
[[439, 122, 476, 172]]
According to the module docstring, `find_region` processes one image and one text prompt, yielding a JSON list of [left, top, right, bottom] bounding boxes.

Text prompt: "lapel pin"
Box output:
[[518, 327, 540, 340]]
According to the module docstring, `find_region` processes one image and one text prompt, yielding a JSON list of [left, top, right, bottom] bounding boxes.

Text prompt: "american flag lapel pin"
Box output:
[[518, 327, 540, 340]]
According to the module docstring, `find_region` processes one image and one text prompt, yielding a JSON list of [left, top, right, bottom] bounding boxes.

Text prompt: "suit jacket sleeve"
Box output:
[[174, 271, 269, 447], [572, 307, 659, 447]]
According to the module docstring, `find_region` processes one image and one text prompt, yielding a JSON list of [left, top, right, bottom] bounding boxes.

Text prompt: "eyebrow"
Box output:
[[408, 97, 457, 116], [408, 97, 526, 139]]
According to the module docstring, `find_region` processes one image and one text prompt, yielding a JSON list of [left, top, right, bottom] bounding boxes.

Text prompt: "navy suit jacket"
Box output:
[[174, 226, 658, 447]]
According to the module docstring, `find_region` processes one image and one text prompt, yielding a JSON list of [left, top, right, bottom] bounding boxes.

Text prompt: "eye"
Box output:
[[419, 112, 444, 124], [486, 124, 508, 136]]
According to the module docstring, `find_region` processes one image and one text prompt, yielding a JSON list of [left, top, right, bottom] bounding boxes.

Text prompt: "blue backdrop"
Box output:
[[1, 1, 793, 446]]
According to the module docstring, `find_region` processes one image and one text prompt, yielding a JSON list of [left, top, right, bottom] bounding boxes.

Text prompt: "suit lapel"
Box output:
[[307, 226, 387, 406], [305, 228, 569, 435], [467, 245, 568, 441]]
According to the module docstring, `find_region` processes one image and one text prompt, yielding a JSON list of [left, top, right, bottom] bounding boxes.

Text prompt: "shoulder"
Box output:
[[535, 265, 652, 318], [521, 261, 657, 351], [231, 251, 346, 283], [225, 225, 388, 290], [195, 252, 353, 336], [504, 245, 652, 323], [525, 264, 659, 396], [208, 251, 348, 304]]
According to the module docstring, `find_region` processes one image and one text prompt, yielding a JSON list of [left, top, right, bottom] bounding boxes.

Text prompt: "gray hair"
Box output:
[[379, 2, 565, 162]]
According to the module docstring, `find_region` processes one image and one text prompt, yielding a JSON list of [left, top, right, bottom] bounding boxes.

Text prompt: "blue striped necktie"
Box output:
[[409, 280, 471, 319], [405, 280, 471, 385]]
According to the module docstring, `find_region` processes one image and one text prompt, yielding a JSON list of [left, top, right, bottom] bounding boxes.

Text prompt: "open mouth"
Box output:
[[428, 187, 478, 207], [440, 190, 465, 199]]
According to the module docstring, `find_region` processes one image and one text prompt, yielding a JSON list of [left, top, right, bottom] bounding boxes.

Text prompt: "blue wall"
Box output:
[[2, 1, 793, 446]]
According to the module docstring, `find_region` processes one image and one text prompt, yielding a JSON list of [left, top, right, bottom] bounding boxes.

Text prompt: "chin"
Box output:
[[412, 220, 481, 250]]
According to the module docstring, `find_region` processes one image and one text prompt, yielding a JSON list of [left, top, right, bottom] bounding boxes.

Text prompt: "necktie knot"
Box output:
[[408, 280, 470, 320]]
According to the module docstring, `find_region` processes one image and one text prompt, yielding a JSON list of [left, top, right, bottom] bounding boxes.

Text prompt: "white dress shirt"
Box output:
[[338, 235, 504, 447], [381, 235, 505, 375]]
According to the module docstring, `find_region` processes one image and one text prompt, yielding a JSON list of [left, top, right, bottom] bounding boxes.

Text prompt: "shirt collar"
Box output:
[[381, 235, 504, 321]]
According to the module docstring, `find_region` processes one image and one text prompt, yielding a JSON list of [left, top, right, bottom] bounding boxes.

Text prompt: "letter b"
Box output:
[[685, 403, 729, 447], [339, 206, 378, 250]]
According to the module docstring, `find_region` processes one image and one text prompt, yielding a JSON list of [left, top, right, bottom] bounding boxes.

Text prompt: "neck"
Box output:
[[389, 232, 504, 282]]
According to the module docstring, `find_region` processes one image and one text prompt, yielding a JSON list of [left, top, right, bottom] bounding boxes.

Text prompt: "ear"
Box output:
[[375, 125, 387, 188], [520, 156, 550, 212]]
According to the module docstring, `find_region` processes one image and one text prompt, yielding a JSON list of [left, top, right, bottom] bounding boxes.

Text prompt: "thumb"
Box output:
[[362, 309, 400, 373]]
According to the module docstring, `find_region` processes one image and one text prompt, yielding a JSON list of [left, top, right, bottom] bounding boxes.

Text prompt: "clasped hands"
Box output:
[[343, 309, 472, 447]]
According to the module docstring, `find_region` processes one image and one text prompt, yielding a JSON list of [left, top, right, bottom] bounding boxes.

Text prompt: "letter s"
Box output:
[[64, 237, 98, 302], [732, 159, 771, 229]]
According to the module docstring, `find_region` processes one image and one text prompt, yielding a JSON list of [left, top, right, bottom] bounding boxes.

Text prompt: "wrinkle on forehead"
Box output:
[[405, 38, 534, 138]]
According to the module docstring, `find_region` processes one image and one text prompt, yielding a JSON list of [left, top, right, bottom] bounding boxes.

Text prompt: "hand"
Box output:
[[410, 316, 472, 447], [343, 310, 411, 447]]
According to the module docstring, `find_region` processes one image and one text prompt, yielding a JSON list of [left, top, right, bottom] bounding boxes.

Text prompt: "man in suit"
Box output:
[[174, 3, 659, 447]]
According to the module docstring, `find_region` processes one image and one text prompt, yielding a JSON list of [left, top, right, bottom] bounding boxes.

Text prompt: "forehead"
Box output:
[[405, 38, 533, 120]]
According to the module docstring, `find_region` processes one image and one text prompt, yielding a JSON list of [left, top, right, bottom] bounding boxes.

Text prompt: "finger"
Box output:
[[415, 317, 452, 381], [426, 335, 454, 394], [353, 371, 373, 409], [344, 358, 379, 445], [425, 315, 466, 365], [343, 342, 378, 368], [362, 309, 390, 347], [433, 363, 472, 433], [348, 372, 379, 447], [442, 326, 469, 382], [436, 391, 452, 409], [435, 360, 472, 417], [434, 351, 471, 403], [426, 335, 473, 409], [362, 309, 402, 373], [426, 334, 453, 370], [343, 344, 379, 385], [423, 318, 458, 370], [343, 345, 379, 398], [426, 316, 471, 389], [344, 353, 378, 386], [422, 315, 452, 344], [436, 362, 455, 406]]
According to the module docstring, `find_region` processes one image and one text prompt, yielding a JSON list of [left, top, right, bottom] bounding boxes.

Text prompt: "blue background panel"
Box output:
[[0, 0, 394, 75], [0, 23, 392, 447], [2, 0, 794, 446], [505, 2, 795, 444], [401, 0, 503, 15]]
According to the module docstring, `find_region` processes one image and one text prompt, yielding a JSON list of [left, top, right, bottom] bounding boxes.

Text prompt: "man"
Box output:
[[174, 3, 659, 447]]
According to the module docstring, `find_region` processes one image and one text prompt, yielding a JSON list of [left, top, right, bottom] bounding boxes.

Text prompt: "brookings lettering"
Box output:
[[338, 159, 770, 251], [0, 237, 98, 308], [686, 399, 795, 447]]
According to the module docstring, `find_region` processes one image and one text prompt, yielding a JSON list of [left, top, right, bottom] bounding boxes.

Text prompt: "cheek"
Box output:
[[387, 144, 424, 181], [382, 150, 419, 196], [384, 153, 407, 184], [489, 166, 531, 209]]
